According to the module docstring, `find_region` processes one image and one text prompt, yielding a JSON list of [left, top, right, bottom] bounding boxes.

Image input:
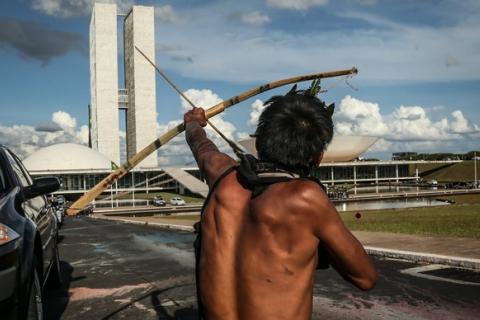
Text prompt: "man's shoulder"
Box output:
[[203, 153, 238, 187], [288, 178, 327, 198], [281, 178, 331, 214]]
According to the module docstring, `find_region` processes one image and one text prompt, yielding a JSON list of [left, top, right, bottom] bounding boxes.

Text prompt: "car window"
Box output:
[[12, 152, 34, 185], [0, 165, 8, 194], [23, 196, 46, 220], [4, 150, 32, 187]]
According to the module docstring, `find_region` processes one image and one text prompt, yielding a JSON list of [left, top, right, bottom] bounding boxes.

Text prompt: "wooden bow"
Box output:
[[67, 67, 358, 215]]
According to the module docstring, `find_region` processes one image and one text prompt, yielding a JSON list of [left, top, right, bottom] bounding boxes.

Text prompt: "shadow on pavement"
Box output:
[[57, 234, 65, 244], [151, 289, 197, 320], [101, 284, 197, 320], [44, 261, 75, 320]]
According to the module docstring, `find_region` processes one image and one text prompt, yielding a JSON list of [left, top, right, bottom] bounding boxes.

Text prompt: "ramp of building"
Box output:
[[163, 167, 209, 198]]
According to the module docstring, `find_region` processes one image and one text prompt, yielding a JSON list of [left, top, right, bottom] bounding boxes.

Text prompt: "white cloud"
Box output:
[[237, 11, 271, 26], [450, 110, 480, 133], [0, 111, 89, 159], [180, 89, 237, 140], [334, 96, 480, 158], [155, 5, 183, 24], [32, 0, 133, 17], [153, 4, 480, 83], [266, 0, 329, 10], [248, 99, 266, 126], [334, 96, 388, 136], [389, 106, 452, 141], [237, 132, 251, 140], [29, 0, 480, 84], [334, 96, 480, 155], [355, 0, 378, 6], [154, 88, 242, 166], [0, 99, 235, 167], [180, 89, 222, 112], [154, 120, 191, 166], [52, 110, 76, 132], [445, 55, 460, 67], [367, 138, 392, 152], [76, 125, 90, 145]]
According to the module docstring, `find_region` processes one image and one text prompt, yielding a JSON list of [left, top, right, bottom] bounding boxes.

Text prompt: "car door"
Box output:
[[4, 150, 56, 274]]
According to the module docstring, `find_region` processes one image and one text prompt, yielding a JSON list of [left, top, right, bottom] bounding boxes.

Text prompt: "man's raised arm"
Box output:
[[184, 108, 237, 187]]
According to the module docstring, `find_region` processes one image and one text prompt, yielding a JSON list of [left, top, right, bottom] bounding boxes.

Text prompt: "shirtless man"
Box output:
[[184, 90, 377, 320]]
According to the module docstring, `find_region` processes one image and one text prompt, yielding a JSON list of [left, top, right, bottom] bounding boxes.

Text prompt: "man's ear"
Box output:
[[316, 152, 324, 166]]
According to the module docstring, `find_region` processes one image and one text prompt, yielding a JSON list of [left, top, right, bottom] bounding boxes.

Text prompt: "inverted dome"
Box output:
[[238, 135, 378, 163], [24, 143, 113, 172], [322, 135, 378, 162]]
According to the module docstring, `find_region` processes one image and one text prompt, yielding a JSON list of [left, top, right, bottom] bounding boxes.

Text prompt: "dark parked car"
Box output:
[[0, 145, 62, 319], [152, 196, 166, 206], [51, 195, 66, 226]]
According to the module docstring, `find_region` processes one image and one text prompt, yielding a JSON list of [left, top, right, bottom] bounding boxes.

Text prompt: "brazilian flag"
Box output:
[[111, 161, 119, 170]]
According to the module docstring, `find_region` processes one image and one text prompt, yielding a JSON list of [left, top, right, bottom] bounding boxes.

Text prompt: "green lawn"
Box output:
[[341, 204, 480, 238], [339, 194, 480, 238], [435, 194, 480, 205], [410, 160, 479, 182]]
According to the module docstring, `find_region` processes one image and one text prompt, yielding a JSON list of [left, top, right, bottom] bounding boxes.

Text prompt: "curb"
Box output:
[[90, 214, 195, 232], [90, 215, 480, 271], [365, 246, 480, 271]]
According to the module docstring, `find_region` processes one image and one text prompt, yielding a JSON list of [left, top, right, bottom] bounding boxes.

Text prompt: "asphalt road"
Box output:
[[45, 217, 480, 320]]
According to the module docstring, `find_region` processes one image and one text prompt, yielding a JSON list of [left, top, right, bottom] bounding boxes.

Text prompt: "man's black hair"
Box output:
[[254, 88, 334, 172]]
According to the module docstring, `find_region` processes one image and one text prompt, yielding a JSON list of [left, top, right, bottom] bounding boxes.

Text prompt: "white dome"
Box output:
[[24, 143, 113, 172]]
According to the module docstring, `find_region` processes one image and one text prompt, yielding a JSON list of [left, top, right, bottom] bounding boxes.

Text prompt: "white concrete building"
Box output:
[[89, 3, 120, 165], [89, 3, 158, 168], [124, 6, 157, 168]]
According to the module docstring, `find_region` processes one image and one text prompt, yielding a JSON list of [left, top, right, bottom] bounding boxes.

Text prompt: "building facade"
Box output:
[[89, 3, 158, 167], [89, 3, 120, 164], [124, 6, 157, 167]]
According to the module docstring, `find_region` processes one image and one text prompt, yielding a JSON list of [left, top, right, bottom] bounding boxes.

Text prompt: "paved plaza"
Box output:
[[44, 217, 479, 319]]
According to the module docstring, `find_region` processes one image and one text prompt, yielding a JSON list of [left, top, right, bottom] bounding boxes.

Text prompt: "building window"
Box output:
[[378, 165, 396, 178], [333, 167, 354, 180], [356, 166, 375, 179]]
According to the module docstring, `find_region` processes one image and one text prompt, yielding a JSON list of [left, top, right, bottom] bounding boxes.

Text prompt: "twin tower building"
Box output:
[[89, 3, 157, 167]]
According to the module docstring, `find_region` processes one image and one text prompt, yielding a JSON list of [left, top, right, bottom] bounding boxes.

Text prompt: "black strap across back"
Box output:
[[236, 153, 326, 197]]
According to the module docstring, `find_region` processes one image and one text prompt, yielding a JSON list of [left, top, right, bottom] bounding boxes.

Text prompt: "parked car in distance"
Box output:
[[0, 145, 62, 320], [80, 203, 94, 215], [170, 197, 186, 206], [152, 196, 166, 206], [54, 195, 66, 206], [51, 195, 66, 226]]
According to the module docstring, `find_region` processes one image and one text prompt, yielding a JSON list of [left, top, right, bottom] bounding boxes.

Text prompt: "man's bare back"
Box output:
[[185, 104, 377, 319]]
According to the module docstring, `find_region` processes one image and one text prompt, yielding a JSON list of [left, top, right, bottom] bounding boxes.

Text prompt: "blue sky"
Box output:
[[0, 0, 479, 163]]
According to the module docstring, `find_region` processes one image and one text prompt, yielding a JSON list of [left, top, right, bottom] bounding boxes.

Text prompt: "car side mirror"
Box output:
[[23, 177, 60, 200]]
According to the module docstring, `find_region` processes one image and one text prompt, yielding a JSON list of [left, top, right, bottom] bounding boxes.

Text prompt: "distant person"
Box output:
[[184, 86, 377, 320]]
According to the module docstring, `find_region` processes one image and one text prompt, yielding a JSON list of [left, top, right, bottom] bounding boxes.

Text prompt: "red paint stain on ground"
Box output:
[[69, 283, 151, 301]]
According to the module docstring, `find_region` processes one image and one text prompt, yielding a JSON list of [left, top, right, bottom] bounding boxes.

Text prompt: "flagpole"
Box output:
[[475, 151, 477, 189]]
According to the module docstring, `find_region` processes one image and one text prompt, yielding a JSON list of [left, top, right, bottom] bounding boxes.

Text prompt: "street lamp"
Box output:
[[475, 151, 478, 189]]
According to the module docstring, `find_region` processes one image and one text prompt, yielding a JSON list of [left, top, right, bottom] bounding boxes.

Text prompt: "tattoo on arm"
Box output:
[[185, 122, 219, 170]]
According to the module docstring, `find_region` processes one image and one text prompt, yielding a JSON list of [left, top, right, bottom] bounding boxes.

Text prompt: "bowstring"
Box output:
[[321, 74, 357, 93]]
